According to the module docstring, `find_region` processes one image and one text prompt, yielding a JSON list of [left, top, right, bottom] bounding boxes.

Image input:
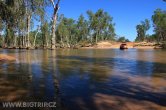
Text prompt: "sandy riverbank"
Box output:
[[0, 41, 162, 50], [82, 41, 161, 49]]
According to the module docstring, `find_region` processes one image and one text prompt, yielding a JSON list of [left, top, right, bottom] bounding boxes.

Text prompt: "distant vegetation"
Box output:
[[135, 8, 166, 47], [0, 0, 165, 49], [117, 36, 130, 42], [0, 0, 116, 49]]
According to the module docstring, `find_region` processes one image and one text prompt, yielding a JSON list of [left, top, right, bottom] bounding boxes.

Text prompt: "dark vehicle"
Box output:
[[120, 43, 128, 50]]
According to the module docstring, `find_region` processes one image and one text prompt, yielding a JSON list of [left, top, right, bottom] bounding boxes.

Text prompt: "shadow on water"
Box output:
[[56, 54, 166, 110], [0, 49, 27, 54], [56, 55, 166, 78], [0, 50, 65, 110], [0, 49, 165, 110], [59, 76, 166, 110]]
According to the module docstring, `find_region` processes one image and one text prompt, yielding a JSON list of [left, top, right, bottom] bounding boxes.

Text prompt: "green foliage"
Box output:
[[145, 34, 157, 42], [1, 0, 166, 49], [1, 0, 116, 48], [135, 9, 166, 45], [77, 14, 89, 42], [87, 9, 115, 43], [135, 19, 150, 42], [117, 36, 129, 42], [152, 9, 166, 42], [0, 0, 52, 48], [0, 34, 4, 47], [41, 21, 49, 47], [134, 8, 166, 48], [56, 10, 116, 47]]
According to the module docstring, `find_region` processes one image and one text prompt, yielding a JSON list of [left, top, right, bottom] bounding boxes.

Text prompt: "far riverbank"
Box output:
[[82, 41, 163, 49]]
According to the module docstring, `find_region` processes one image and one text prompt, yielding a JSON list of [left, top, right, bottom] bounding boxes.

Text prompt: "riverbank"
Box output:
[[82, 41, 162, 49], [0, 41, 163, 50]]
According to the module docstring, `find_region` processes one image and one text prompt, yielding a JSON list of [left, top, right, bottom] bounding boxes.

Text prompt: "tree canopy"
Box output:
[[0, 0, 166, 49], [135, 8, 166, 44], [0, 1, 116, 49], [135, 19, 150, 42]]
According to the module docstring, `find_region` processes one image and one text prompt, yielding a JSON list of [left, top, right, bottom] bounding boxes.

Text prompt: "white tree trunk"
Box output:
[[33, 30, 39, 47], [51, 15, 57, 49], [50, 0, 61, 49], [27, 15, 31, 48]]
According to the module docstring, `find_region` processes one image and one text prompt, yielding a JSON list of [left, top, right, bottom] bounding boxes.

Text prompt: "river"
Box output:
[[0, 49, 166, 110]]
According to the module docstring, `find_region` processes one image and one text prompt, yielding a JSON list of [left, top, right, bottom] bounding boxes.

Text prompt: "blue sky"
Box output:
[[47, 0, 166, 41]]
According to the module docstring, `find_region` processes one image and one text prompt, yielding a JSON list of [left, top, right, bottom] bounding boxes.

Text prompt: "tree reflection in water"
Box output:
[[0, 49, 165, 110]]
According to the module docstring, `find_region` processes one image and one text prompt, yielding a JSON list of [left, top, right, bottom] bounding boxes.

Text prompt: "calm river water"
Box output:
[[0, 49, 166, 110]]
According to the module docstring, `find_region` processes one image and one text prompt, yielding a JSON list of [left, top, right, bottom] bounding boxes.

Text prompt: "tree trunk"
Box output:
[[50, 0, 61, 49], [33, 30, 39, 48], [27, 15, 31, 48], [23, 33, 26, 48], [18, 29, 21, 48], [60, 36, 64, 48], [5, 25, 10, 47], [46, 37, 49, 48], [95, 32, 98, 44], [13, 33, 17, 47], [2, 34, 5, 48], [51, 11, 57, 49], [66, 36, 70, 48]]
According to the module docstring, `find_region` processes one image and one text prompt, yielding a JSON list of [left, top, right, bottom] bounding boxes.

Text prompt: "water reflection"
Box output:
[[0, 49, 166, 110], [112, 49, 155, 76]]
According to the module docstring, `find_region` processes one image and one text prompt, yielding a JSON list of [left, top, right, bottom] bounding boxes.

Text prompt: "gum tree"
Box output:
[[135, 19, 150, 42], [50, 0, 61, 49]]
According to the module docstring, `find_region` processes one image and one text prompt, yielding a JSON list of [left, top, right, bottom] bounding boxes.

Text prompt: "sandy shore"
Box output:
[[82, 41, 160, 49]]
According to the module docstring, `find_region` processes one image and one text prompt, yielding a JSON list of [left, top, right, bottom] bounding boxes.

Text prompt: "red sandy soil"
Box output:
[[82, 41, 158, 49]]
